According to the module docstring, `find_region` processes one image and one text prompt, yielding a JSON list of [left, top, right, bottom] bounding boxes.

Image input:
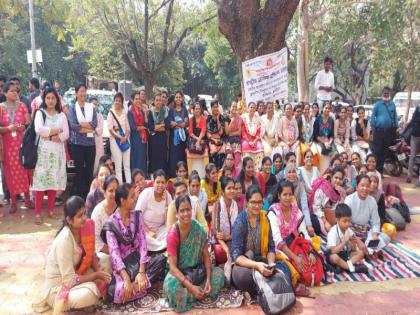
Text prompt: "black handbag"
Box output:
[[187, 137, 205, 155], [176, 223, 206, 285]]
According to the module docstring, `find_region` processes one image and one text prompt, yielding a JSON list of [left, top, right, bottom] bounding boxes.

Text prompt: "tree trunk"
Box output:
[[216, 0, 300, 91], [297, 0, 310, 102], [143, 74, 156, 102]]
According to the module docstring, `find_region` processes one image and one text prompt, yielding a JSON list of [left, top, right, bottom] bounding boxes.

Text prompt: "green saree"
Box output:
[[163, 220, 224, 312]]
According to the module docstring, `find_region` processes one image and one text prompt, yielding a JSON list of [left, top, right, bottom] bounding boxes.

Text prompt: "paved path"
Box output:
[[0, 176, 419, 315]]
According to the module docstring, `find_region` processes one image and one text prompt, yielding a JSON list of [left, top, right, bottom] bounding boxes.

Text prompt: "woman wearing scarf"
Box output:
[[128, 90, 148, 174], [297, 103, 319, 167], [351, 106, 371, 163], [283, 164, 314, 236], [309, 166, 346, 235], [147, 93, 168, 173], [241, 102, 264, 169], [267, 180, 315, 295], [368, 172, 386, 226], [207, 100, 228, 170], [186, 101, 208, 174], [260, 102, 280, 157], [334, 107, 351, 154], [313, 102, 335, 174], [166, 91, 189, 178], [278, 103, 299, 158], [68, 83, 98, 199], [298, 150, 321, 198], [225, 102, 242, 167], [212, 177, 240, 266]]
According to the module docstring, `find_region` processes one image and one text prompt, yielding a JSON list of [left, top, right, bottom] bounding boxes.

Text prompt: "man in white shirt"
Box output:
[[314, 57, 335, 111]]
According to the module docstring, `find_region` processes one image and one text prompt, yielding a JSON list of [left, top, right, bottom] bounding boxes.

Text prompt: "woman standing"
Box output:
[[90, 97, 104, 173], [207, 100, 227, 169], [68, 84, 98, 198], [33, 88, 69, 224], [128, 90, 148, 174], [108, 93, 131, 184], [260, 102, 279, 157], [105, 183, 166, 304], [298, 103, 319, 167], [147, 93, 168, 173], [0, 82, 31, 213], [241, 102, 264, 169], [278, 103, 299, 157], [351, 106, 371, 162], [187, 101, 208, 172], [163, 195, 224, 312], [334, 107, 351, 154], [313, 102, 335, 173], [212, 177, 240, 264], [225, 102, 242, 167], [309, 166, 346, 235], [42, 196, 111, 312], [135, 169, 172, 253], [167, 91, 189, 178]]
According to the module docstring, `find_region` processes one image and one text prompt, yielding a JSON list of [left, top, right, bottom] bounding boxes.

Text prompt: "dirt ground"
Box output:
[[1, 176, 420, 315]]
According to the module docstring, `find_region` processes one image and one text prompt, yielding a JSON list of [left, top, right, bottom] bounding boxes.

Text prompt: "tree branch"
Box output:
[[149, 0, 172, 20]]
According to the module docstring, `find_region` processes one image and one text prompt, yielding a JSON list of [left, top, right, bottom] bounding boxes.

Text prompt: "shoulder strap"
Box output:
[[110, 110, 123, 130], [383, 103, 396, 127]]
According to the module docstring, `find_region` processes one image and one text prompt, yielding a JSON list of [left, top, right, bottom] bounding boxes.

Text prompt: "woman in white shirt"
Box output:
[[351, 106, 371, 162], [299, 150, 321, 197], [135, 169, 172, 252], [91, 175, 119, 273], [345, 174, 390, 254], [107, 92, 131, 184], [260, 102, 280, 157]]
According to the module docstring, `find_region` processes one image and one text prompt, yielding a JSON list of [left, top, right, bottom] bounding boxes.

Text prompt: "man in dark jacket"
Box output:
[[407, 105, 420, 186]]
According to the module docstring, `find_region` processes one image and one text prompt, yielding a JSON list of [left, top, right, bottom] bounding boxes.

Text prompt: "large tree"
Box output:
[[67, 0, 216, 98], [214, 0, 300, 96]]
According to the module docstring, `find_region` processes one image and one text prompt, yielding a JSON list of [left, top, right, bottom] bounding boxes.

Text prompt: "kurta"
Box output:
[[0, 102, 29, 196], [106, 209, 151, 304], [44, 226, 100, 310], [166, 107, 189, 178], [147, 107, 168, 173], [135, 187, 172, 251], [241, 113, 264, 169], [128, 107, 148, 173], [94, 112, 104, 173], [33, 110, 69, 191]]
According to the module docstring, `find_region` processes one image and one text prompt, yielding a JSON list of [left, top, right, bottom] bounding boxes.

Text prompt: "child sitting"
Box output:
[[327, 204, 368, 274]]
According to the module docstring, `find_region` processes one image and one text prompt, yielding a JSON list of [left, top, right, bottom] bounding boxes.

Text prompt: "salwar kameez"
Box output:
[[167, 107, 189, 178], [241, 113, 264, 169], [147, 108, 168, 173], [163, 220, 224, 312], [128, 107, 148, 174]]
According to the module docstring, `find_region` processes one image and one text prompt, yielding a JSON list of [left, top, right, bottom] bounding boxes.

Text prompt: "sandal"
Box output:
[[10, 203, 18, 214], [35, 215, 43, 225], [295, 283, 312, 297]]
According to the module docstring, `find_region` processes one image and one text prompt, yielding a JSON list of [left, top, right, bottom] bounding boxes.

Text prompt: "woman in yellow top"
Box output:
[[201, 163, 222, 209]]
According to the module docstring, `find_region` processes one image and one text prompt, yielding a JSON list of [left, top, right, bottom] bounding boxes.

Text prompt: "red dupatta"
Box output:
[[308, 176, 340, 212], [131, 105, 148, 143]]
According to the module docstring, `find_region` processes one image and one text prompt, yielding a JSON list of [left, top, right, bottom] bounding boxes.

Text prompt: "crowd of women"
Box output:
[[9, 83, 399, 313]]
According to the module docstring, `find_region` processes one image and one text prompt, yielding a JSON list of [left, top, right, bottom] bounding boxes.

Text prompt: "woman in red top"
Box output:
[[187, 101, 208, 174], [0, 82, 32, 213]]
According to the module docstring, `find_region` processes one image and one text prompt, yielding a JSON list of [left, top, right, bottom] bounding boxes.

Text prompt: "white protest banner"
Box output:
[[242, 48, 288, 104]]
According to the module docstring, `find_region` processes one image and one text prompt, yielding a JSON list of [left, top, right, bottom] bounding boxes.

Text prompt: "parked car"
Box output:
[[393, 91, 420, 122]]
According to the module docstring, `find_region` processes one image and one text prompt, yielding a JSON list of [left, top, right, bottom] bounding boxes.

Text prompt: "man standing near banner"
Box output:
[[314, 57, 335, 111]]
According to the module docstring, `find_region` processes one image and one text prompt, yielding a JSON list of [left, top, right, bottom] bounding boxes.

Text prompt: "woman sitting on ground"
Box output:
[[258, 156, 278, 200], [345, 175, 390, 255], [368, 172, 386, 226], [260, 101, 280, 157], [233, 179, 246, 211], [276, 152, 298, 181], [366, 153, 382, 190], [220, 152, 240, 179], [163, 195, 224, 312], [298, 150, 321, 197], [225, 101, 242, 167], [283, 164, 315, 237], [351, 106, 371, 162], [104, 183, 166, 304], [278, 103, 299, 157], [91, 175, 119, 273], [42, 196, 111, 313], [309, 166, 346, 235], [135, 169, 172, 253], [167, 161, 189, 196], [86, 163, 111, 217], [132, 169, 148, 201], [239, 156, 263, 195], [334, 107, 351, 154], [340, 151, 357, 194], [187, 101, 208, 171], [297, 103, 319, 167], [212, 176, 240, 265], [167, 180, 208, 232], [207, 100, 227, 169], [241, 102, 264, 169], [188, 171, 208, 215], [230, 185, 291, 297], [89, 155, 114, 192], [271, 153, 284, 177], [201, 163, 222, 209], [267, 180, 315, 295]]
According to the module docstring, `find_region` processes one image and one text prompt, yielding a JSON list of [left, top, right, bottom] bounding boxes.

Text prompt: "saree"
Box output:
[[163, 220, 224, 312]]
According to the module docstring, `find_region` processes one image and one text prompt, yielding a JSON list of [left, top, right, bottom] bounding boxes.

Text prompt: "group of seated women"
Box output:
[[39, 134, 398, 313]]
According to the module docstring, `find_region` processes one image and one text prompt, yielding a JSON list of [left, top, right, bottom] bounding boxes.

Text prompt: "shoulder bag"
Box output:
[[110, 110, 130, 152]]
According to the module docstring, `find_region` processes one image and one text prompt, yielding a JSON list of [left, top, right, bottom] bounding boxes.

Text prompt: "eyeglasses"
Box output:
[[248, 200, 263, 205]]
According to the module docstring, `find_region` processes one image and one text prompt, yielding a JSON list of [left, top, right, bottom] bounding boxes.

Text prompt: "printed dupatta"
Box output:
[[131, 105, 148, 143]]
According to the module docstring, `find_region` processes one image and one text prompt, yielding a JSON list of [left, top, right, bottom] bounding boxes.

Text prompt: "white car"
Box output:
[[394, 91, 420, 122]]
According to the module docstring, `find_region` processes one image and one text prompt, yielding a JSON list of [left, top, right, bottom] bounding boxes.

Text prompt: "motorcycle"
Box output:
[[385, 139, 420, 177]]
